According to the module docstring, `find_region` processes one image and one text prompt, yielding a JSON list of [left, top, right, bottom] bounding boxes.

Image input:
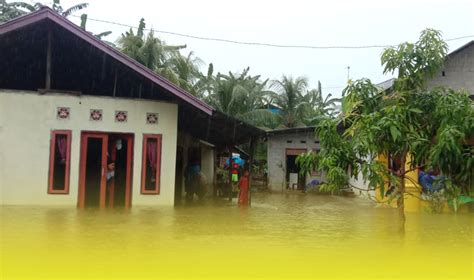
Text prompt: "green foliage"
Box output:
[[117, 18, 197, 92], [297, 29, 473, 219], [270, 76, 309, 128], [0, 0, 35, 23], [381, 29, 448, 91], [204, 67, 278, 129]]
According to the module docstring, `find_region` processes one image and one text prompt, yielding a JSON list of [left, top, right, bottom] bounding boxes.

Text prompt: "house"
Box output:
[[0, 7, 263, 208], [351, 42, 473, 211], [266, 126, 324, 192], [426, 40, 474, 95]]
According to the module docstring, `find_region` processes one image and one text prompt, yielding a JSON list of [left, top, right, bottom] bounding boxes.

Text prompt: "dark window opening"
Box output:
[[48, 131, 71, 194], [141, 134, 162, 194]]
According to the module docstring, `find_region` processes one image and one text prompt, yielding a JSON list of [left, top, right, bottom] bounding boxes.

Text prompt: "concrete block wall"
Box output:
[[426, 43, 474, 94], [267, 131, 322, 191]]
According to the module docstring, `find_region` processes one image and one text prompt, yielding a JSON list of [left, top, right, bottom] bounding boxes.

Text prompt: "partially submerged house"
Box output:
[[266, 127, 324, 192], [0, 7, 263, 207], [351, 42, 474, 211]]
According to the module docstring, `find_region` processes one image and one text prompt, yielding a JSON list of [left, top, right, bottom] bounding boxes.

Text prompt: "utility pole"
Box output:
[[346, 66, 350, 82]]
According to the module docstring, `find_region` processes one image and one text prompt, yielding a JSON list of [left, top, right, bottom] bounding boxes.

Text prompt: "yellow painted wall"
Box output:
[[375, 154, 422, 212], [374, 154, 468, 213], [0, 90, 177, 206]]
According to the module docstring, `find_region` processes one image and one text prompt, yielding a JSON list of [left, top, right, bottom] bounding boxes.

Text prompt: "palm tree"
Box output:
[[195, 63, 215, 98], [0, 1, 35, 23], [270, 75, 309, 128], [305, 81, 341, 123], [167, 51, 204, 95], [48, 0, 88, 17], [117, 18, 185, 72], [206, 68, 278, 129]]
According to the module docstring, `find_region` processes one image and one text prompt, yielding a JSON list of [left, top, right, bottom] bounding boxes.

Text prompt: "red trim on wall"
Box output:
[[77, 132, 108, 209], [285, 148, 307, 156], [78, 131, 134, 208], [48, 130, 72, 194], [125, 135, 134, 207], [141, 134, 162, 194], [99, 136, 108, 208], [78, 133, 88, 208]]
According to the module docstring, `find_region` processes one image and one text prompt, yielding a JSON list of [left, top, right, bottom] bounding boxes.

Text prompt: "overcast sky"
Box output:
[[49, 0, 473, 97]]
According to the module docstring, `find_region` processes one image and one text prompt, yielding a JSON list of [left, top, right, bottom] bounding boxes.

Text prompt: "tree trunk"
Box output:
[[397, 153, 407, 233]]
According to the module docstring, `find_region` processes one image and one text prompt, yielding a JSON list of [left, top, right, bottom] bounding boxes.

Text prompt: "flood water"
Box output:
[[1, 193, 472, 279]]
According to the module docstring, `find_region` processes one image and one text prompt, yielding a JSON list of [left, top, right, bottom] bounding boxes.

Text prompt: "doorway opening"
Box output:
[[285, 149, 307, 190], [78, 132, 134, 208]]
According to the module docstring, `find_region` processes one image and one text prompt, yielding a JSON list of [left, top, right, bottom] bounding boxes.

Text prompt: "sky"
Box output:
[[41, 0, 474, 97]]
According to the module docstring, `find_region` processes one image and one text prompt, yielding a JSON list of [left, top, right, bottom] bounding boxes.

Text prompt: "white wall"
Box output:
[[267, 131, 322, 192], [0, 90, 178, 206]]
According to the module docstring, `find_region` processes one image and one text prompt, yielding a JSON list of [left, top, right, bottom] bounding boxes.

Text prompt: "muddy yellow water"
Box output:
[[1, 193, 473, 279]]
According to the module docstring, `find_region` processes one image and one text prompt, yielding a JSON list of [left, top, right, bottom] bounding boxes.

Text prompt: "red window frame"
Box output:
[[141, 134, 162, 194], [48, 130, 72, 194]]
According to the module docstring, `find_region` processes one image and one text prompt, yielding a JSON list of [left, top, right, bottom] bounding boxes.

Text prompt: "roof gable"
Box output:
[[0, 7, 213, 115]]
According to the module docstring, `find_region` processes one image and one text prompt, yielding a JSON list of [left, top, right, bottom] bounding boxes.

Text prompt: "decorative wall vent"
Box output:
[[146, 113, 159, 124], [115, 111, 128, 122], [57, 107, 70, 120], [90, 109, 103, 121]]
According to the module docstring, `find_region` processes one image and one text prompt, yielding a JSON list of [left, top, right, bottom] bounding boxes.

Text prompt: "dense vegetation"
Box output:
[[297, 29, 474, 226]]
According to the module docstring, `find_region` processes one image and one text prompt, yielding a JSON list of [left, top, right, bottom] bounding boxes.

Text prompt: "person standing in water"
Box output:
[[238, 170, 250, 206]]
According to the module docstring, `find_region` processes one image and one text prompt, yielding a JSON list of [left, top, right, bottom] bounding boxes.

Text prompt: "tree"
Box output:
[[117, 18, 188, 85], [46, 0, 88, 17], [305, 81, 341, 123], [166, 51, 204, 95], [297, 29, 474, 230], [270, 75, 309, 128], [1, 1, 112, 42], [0, 0, 35, 23], [205, 68, 278, 128], [79, 14, 112, 42]]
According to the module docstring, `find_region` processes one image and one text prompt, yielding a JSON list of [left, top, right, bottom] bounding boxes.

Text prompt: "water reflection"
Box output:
[[1, 193, 472, 279]]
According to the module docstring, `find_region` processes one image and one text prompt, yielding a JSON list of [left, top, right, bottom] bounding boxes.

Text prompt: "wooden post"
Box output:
[[205, 117, 211, 142], [213, 147, 218, 197], [112, 67, 118, 97], [248, 137, 256, 206], [228, 145, 233, 202], [232, 120, 237, 144], [45, 28, 52, 90], [100, 53, 106, 80]]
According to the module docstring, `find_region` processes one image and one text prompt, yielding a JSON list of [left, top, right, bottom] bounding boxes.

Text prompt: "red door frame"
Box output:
[[78, 132, 108, 208], [78, 132, 134, 209], [109, 134, 134, 208]]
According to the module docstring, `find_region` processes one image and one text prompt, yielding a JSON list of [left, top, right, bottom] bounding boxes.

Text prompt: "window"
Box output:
[[48, 130, 72, 194], [141, 134, 162, 194]]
